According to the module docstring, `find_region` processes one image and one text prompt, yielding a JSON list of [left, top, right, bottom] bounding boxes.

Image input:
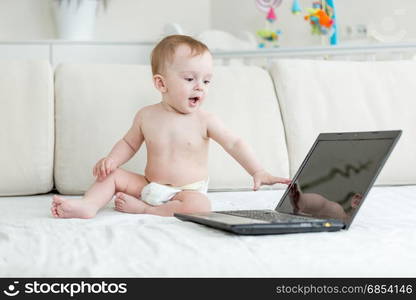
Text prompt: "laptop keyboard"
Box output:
[[219, 210, 322, 223]]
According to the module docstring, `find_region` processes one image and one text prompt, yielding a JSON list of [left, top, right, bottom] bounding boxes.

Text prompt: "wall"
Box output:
[[0, 0, 211, 41], [0, 0, 415, 46], [94, 0, 211, 41], [0, 0, 55, 40]]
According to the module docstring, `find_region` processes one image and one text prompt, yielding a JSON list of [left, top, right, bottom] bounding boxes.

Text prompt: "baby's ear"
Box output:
[[153, 74, 167, 93]]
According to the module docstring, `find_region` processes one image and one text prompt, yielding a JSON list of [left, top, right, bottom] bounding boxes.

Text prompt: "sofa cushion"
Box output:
[[0, 60, 54, 195], [269, 59, 416, 185], [54, 64, 157, 194], [203, 65, 289, 190], [54, 64, 289, 194]]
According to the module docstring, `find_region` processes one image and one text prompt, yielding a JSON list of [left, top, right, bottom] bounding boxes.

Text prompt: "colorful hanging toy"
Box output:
[[255, 0, 283, 48], [304, 0, 338, 44], [326, 0, 338, 45], [291, 0, 301, 15]]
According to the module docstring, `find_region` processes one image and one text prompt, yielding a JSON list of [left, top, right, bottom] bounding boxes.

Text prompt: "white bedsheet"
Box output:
[[0, 186, 415, 277]]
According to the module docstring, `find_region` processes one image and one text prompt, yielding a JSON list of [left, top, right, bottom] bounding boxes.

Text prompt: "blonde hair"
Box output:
[[151, 35, 210, 76]]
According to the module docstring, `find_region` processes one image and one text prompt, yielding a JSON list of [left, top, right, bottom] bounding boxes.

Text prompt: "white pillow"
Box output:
[[269, 59, 416, 185], [205, 65, 289, 190], [54, 64, 157, 194], [0, 60, 54, 195]]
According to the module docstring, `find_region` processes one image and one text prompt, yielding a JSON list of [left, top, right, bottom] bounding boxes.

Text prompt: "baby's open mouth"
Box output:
[[189, 97, 200, 105]]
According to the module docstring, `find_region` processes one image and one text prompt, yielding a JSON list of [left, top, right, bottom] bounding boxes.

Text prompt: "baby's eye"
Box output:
[[204, 80, 210, 85], [185, 78, 193, 82]]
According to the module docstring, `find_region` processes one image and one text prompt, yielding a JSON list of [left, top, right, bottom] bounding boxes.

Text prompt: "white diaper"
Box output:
[[140, 179, 209, 206]]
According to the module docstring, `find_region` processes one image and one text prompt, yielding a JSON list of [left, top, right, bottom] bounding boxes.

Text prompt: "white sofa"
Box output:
[[1, 59, 415, 277]]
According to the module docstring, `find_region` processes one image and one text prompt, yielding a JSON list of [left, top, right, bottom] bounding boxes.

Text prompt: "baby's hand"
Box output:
[[252, 170, 291, 191], [93, 157, 116, 181]]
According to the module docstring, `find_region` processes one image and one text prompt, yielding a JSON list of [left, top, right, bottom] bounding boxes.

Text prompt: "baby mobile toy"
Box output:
[[255, 0, 338, 48], [255, 0, 283, 48], [291, 0, 302, 14], [304, 0, 338, 45]]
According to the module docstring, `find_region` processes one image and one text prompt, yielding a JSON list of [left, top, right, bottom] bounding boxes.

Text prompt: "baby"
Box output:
[[289, 182, 363, 222], [51, 35, 290, 219]]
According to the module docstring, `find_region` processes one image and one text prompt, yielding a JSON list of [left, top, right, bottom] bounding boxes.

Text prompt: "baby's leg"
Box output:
[[144, 191, 211, 217], [51, 168, 148, 219]]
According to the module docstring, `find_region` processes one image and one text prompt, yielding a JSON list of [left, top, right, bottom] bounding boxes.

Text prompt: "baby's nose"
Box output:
[[194, 82, 204, 91]]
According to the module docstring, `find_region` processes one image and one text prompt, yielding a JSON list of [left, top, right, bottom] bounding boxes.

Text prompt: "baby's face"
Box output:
[[161, 45, 213, 114]]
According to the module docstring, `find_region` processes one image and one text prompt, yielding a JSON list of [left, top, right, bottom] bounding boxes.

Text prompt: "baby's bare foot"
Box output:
[[114, 192, 147, 214], [51, 195, 98, 219]]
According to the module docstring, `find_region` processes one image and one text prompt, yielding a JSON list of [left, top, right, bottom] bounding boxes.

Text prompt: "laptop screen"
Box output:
[[277, 137, 396, 225]]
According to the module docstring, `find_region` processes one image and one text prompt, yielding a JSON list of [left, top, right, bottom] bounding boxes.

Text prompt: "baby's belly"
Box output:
[[144, 157, 208, 187]]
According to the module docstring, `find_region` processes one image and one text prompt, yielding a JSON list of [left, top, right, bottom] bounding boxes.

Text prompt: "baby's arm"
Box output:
[[298, 193, 346, 220], [94, 111, 144, 180], [206, 113, 290, 190]]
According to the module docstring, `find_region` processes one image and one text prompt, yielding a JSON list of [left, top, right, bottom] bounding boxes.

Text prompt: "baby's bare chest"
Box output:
[[142, 117, 208, 151]]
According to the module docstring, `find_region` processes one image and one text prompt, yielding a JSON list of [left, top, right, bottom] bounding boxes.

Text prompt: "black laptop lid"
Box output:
[[277, 130, 401, 228]]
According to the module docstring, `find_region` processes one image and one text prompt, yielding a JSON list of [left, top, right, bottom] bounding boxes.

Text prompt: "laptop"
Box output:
[[175, 130, 401, 235]]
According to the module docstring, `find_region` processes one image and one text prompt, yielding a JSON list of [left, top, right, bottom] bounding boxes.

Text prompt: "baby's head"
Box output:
[[151, 35, 213, 114]]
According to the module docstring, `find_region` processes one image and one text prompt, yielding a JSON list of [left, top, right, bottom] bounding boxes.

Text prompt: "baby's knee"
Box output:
[[111, 168, 130, 191], [180, 192, 211, 213], [111, 167, 124, 178]]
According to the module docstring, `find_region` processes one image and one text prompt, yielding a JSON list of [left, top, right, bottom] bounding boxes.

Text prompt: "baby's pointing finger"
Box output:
[[253, 178, 261, 191], [279, 178, 291, 184], [269, 177, 286, 185]]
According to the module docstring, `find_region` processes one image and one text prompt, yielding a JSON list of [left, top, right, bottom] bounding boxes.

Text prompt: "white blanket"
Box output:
[[1, 186, 415, 277]]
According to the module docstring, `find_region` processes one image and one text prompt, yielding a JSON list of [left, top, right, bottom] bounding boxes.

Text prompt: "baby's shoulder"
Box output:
[[197, 109, 221, 124], [136, 104, 159, 117], [139, 103, 159, 112], [131, 104, 158, 124], [197, 109, 215, 120]]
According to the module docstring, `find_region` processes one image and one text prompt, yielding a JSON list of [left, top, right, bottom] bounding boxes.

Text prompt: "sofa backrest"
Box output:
[[2, 59, 415, 197], [54, 64, 289, 194], [0, 60, 54, 196], [269, 59, 416, 185]]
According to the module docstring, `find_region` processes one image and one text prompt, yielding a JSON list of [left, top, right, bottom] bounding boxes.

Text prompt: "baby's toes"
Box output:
[[115, 195, 125, 205], [51, 202, 59, 216], [114, 197, 125, 211], [115, 204, 124, 212], [50, 206, 57, 217]]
